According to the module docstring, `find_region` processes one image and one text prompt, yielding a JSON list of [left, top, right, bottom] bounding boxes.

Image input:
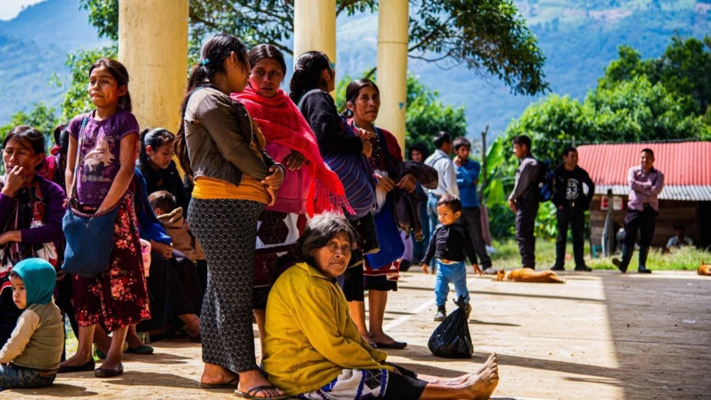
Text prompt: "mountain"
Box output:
[[1, 0, 709, 138], [0, 0, 105, 123]]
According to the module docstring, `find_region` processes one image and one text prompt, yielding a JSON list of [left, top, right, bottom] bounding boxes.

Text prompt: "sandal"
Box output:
[[200, 376, 239, 389], [235, 385, 287, 399]]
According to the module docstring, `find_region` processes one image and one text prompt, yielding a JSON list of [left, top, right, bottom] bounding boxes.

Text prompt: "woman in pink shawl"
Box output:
[[232, 44, 349, 357]]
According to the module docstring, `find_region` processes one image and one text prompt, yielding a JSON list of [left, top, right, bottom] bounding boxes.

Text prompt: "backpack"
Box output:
[[536, 160, 554, 202]]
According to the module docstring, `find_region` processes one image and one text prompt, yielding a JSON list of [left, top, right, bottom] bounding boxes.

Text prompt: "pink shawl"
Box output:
[[232, 87, 351, 215]]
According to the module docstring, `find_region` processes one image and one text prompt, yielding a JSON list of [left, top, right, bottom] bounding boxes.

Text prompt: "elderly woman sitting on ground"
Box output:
[[263, 213, 500, 399]]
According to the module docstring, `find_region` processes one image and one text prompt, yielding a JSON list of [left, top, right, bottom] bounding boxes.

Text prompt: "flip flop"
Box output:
[[200, 377, 239, 389], [235, 385, 287, 399]]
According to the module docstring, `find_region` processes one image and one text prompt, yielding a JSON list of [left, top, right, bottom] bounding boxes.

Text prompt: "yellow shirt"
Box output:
[[263, 262, 392, 396], [192, 176, 269, 204]]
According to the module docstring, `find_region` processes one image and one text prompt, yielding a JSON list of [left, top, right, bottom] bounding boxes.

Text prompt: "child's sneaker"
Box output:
[[434, 305, 446, 322]]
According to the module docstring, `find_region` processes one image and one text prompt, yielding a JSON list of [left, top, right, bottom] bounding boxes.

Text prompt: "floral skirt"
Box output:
[[72, 194, 150, 332]]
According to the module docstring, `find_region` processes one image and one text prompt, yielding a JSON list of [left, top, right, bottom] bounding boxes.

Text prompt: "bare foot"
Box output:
[[465, 354, 499, 400], [236, 369, 285, 398], [201, 363, 237, 386], [369, 332, 406, 347]]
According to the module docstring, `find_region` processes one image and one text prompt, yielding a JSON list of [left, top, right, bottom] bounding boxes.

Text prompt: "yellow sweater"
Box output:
[[263, 262, 392, 396]]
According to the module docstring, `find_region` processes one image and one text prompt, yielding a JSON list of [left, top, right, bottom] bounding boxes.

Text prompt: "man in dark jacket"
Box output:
[[508, 135, 539, 269], [551, 147, 595, 271]]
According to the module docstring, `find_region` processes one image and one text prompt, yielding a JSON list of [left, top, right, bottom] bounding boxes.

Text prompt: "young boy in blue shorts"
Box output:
[[421, 194, 482, 321]]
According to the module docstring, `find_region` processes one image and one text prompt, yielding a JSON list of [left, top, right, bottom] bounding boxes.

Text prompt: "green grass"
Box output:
[[490, 238, 710, 271]]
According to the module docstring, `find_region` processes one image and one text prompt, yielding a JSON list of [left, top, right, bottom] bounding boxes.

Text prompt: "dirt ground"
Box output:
[[7, 269, 711, 399]]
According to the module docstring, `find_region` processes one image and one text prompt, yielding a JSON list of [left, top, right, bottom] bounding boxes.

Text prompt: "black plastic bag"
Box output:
[[427, 296, 473, 358]]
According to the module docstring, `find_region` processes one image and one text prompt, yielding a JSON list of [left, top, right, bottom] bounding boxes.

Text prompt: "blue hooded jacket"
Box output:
[[12, 258, 56, 306]]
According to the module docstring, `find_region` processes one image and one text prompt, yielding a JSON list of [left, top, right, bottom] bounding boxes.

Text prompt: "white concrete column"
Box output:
[[294, 0, 337, 90], [118, 0, 189, 133], [377, 0, 409, 153]]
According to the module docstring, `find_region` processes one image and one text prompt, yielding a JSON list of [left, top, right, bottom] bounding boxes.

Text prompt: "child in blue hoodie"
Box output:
[[0, 258, 63, 389]]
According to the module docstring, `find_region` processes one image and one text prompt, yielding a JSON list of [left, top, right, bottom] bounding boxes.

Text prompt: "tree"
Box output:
[[404, 74, 468, 153], [481, 36, 711, 239], [58, 45, 118, 121], [335, 72, 467, 155], [79, 0, 549, 96], [0, 103, 59, 174], [0, 103, 59, 143]]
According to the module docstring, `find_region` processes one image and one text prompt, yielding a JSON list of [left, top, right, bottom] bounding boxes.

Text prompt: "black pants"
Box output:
[[460, 207, 492, 268], [555, 207, 586, 268], [515, 197, 539, 269], [623, 206, 659, 247]]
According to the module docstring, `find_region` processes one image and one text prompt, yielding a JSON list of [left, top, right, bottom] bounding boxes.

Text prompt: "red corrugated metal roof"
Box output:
[[577, 141, 711, 186]]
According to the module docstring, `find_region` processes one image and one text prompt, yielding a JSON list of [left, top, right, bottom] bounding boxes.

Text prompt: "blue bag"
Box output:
[[61, 114, 119, 278], [62, 205, 119, 278]]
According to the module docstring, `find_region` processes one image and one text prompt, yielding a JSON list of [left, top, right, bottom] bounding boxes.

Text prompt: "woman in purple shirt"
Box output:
[[0, 126, 65, 347]]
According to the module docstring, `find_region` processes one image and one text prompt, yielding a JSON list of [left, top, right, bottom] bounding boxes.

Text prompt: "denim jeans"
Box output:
[[434, 259, 469, 307], [0, 364, 55, 390]]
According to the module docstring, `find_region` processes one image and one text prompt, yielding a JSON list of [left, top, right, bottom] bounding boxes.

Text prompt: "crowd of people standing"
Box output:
[[1, 29, 671, 399]]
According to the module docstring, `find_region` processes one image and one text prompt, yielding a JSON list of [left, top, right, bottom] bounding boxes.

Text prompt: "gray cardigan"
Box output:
[[184, 86, 280, 187]]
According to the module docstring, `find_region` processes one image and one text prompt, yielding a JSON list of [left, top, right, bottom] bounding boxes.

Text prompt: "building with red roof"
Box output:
[[576, 141, 711, 249]]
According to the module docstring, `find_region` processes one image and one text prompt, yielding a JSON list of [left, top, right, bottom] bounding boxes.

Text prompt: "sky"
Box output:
[[0, 0, 45, 21]]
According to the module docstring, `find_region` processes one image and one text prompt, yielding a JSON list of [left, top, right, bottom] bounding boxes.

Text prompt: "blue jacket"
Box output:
[[456, 159, 481, 208]]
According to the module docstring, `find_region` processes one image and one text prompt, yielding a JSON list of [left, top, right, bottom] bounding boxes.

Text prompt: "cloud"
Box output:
[[0, 0, 46, 21]]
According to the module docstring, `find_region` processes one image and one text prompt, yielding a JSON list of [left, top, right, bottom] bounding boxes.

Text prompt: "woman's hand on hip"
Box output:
[[1, 166, 25, 197], [261, 165, 285, 190]]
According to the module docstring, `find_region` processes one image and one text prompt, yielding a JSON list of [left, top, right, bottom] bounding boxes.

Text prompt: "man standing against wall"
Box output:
[[551, 147, 595, 272], [425, 132, 459, 238], [613, 148, 664, 273], [453, 137, 494, 274], [508, 135, 539, 269]]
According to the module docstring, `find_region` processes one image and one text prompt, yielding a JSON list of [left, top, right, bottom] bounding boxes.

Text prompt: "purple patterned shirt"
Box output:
[[627, 166, 664, 211], [68, 110, 139, 206]]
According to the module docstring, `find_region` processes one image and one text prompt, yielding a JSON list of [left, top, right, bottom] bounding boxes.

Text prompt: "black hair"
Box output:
[[295, 213, 357, 269], [408, 142, 429, 161], [512, 135, 532, 150], [343, 78, 379, 118], [89, 58, 132, 112], [9, 271, 19, 279], [453, 137, 471, 151], [437, 193, 462, 214], [289, 51, 332, 104], [248, 44, 287, 76], [673, 223, 685, 231], [641, 148, 654, 157], [562, 146, 577, 157], [434, 131, 452, 149], [148, 190, 177, 213], [3, 125, 46, 159], [175, 34, 249, 177], [138, 128, 175, 172]]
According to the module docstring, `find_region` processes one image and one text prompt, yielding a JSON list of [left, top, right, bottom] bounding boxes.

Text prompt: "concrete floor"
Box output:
[[8, 269, 711, 399]]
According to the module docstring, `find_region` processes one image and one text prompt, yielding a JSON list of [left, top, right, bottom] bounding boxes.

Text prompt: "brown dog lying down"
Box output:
[[699, 262, 711, 276], [495, 268, 565, 283]]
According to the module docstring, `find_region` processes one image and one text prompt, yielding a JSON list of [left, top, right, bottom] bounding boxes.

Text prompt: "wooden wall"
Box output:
[[589, 196, 699, 249]]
